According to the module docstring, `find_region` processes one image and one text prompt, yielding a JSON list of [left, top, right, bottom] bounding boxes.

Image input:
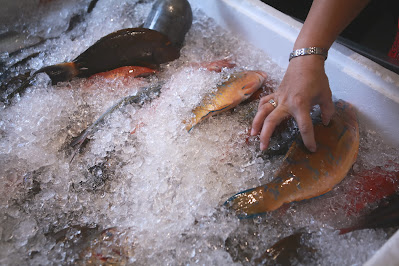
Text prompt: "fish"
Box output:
[[70, 83, 163, 162], [86, 66, 157, 85], [341, 162, 399, 216], [35, 0, 192, 84], [185, 70, 268, 132], [225, 100, 360, 218], [190, 58, 236, 73], [143, 0, 192, 49], [4, 0, 193, 103], [0, 31, 43, 55], [2, 28, 177, 103], [72, 58, 236, 161], [339, 193, 399, 234], [253, 232, 316, 265], [79, 227, 134, 265], [35, 28, 179, 85]]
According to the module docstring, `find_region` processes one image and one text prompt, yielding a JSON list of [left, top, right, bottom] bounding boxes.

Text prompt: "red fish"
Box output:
[[339, 193, 399, 234], [190, 59, 236, 72], [79, 227, 134, 264], [342, 162, 399, 216], [88, 66, 157, 81]]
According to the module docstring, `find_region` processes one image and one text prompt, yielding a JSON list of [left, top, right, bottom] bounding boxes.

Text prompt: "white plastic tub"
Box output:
[[191, 0, 399, 264], [1, 0, 398, 264]]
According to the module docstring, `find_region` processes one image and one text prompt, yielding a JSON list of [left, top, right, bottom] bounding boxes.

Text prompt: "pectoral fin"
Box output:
[[186, 104, 232, 132]]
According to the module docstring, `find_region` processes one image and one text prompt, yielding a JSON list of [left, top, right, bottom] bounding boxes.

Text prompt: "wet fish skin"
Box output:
[[186, 70, 268, 132], [0, 31, 43, 55], [79, 227, 134, 265], [339, 193, 399, 234], [341, 162, 399, 216], [225, 100, 360, 218], [87, 66, 157, 81], [143, 0, 192, 49], [254, 232, 316, 265], [70, 83, 163, 162], [35, 28, 179, 85]]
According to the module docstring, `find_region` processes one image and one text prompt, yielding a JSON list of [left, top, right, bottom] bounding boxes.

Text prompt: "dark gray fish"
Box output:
[[0, 31, 43, 55], [339, 193, 399, 234], [143, 0, 192, 48], [254, 232, 317, 265], [3, 0, 192, 104], [70, 83, 163, 162]]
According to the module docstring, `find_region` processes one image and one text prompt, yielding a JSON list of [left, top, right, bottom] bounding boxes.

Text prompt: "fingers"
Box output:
[[251, 93, 275, 136], [294, 111, 316, 152], [320, 98, 335, 126], [259, 108, 287, 150]]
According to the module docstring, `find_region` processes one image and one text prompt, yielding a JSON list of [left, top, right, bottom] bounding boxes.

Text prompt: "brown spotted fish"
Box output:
[[225, 100, 359, 218], [186, 70, 268, 132]]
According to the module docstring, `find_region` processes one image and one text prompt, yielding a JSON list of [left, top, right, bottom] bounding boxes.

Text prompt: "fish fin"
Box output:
[[204, 103, 232, 114], [35, 62, 78, 84], [69, 130, 90, 163], [187, 104, 232, 132], [4, 74, 35, 103]]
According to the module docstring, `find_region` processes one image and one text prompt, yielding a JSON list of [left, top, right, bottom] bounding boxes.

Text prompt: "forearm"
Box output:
[[294, 0, 370, 49]]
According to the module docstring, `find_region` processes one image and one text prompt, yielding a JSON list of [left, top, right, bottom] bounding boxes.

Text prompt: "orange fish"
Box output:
[[225, 100, 360, 218], [185, 70, 268, 132]]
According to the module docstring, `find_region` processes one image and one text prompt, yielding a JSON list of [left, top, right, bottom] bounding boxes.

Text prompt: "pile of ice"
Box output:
[[0, 0, 398, 265]]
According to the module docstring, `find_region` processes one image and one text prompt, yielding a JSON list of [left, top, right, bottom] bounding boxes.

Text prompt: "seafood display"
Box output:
[[185, 70, 268, 132], [87, 66, 157, 83], [1, 0, 192, 103], [0, 0, 398, 265], [70, 83, 163, 161], [253, 232, 316, 265], [35, 28, 180, 84], [143, 0, 192, 48], [36, 0, 191, 84], [79, 227, 135, 265], [340, 162, 399, 216], [340, 194, 399, 234], [71, 59, 235, 161], [225, 100, 360, 218]]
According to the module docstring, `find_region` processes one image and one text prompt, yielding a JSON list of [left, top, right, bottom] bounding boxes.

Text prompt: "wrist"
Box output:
[[289, 47, 328, 62], [288, 54, 326, 71]]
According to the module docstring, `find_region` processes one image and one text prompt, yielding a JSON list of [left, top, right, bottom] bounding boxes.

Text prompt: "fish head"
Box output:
[[240, 70, 268, 99]]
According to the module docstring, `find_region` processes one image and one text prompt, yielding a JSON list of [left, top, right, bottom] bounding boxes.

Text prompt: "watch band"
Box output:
[[289, 47, 328, 61]]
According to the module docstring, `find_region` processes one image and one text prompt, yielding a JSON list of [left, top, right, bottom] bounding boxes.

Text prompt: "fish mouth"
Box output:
[[254, 70, 268, 80], [253, 70, 268, 83]]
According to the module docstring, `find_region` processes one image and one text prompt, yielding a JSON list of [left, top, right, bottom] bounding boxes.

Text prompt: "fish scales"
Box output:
[[186, 70, 268, 132], [226, 100, 360, 218]]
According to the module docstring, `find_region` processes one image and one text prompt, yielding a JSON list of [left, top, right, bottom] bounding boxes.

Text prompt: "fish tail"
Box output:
[[224, 186, 278, 218], [34, 62, 79, 84], [3, 74, 35, 103]]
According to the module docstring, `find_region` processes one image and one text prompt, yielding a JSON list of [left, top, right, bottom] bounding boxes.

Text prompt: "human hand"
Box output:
[[251, 55, 335, 152]]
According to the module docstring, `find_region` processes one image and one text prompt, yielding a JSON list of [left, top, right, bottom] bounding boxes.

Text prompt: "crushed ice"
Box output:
[[0, 0, 398, 265]]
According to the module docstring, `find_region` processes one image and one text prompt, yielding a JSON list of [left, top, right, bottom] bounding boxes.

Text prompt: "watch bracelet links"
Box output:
[[289, 47, 328, 61]]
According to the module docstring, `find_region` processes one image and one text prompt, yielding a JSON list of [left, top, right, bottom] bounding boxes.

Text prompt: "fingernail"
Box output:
[[251, 128, 256, 136], [309, 145, 316, 152], [322, 118, 330, 126], [260, 143, 267, 150]]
